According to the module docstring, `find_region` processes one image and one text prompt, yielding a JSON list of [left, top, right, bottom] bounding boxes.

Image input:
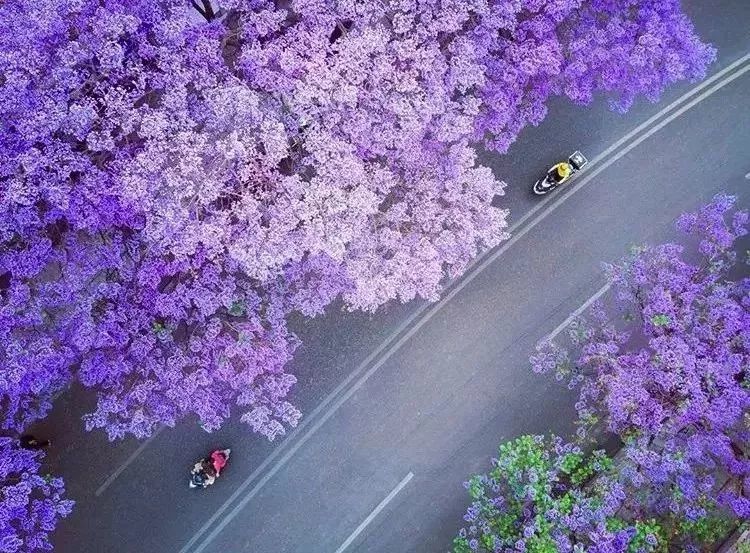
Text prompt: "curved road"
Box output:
[[47, 2, 750, 552]]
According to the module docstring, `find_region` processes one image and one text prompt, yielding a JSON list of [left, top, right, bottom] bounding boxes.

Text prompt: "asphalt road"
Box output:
[[45, 2, 750, 552]]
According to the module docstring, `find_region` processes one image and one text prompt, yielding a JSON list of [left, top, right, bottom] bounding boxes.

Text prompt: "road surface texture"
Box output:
[[42, 1, 750, 552]]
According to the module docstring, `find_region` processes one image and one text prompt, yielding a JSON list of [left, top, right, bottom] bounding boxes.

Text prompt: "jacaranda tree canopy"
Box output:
[[0, 0, 717, 550]]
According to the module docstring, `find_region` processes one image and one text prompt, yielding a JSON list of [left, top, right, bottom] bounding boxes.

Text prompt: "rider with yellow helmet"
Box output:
[[549, 162, 572, 183]]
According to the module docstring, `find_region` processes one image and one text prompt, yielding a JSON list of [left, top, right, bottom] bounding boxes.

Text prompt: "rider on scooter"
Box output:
[[195, 450, 228, 484], [210, 449, 228, 475], [548, 162, 572, 184]]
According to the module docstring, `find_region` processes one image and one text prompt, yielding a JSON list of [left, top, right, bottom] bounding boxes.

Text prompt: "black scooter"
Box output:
[[532, 151, 588, 195], [189, 448, 231, 489]]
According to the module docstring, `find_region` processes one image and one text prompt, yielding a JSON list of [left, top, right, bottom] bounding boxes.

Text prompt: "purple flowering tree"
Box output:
[[532, 195, 750, 523], [472, 0, 716, 150], [0, 0, 715, 443], [0, 438, 73, 553], [556, 0, 716, 113], [452, 435, 665, 553]]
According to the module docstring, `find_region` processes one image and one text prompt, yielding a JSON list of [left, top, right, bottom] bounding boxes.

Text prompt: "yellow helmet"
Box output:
[[557, 163, 572, 178]]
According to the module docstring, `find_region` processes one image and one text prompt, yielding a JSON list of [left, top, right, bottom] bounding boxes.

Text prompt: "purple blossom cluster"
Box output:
[[531, 195, 750, 523], [0, 0, 714, 441], [0, 1, 716, 547], [0, 438, 74, 553]]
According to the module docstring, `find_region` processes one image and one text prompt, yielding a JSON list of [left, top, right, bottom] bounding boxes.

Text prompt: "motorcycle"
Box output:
[[532, 151, 588, 195], [189, 448, 231, 489]]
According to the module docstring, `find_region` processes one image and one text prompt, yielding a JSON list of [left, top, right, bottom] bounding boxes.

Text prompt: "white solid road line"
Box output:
[[333, 472, 415, 553], [462, 51, 750, 264], [179, 53, 750, 553], [439, 58, 750, 311]]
